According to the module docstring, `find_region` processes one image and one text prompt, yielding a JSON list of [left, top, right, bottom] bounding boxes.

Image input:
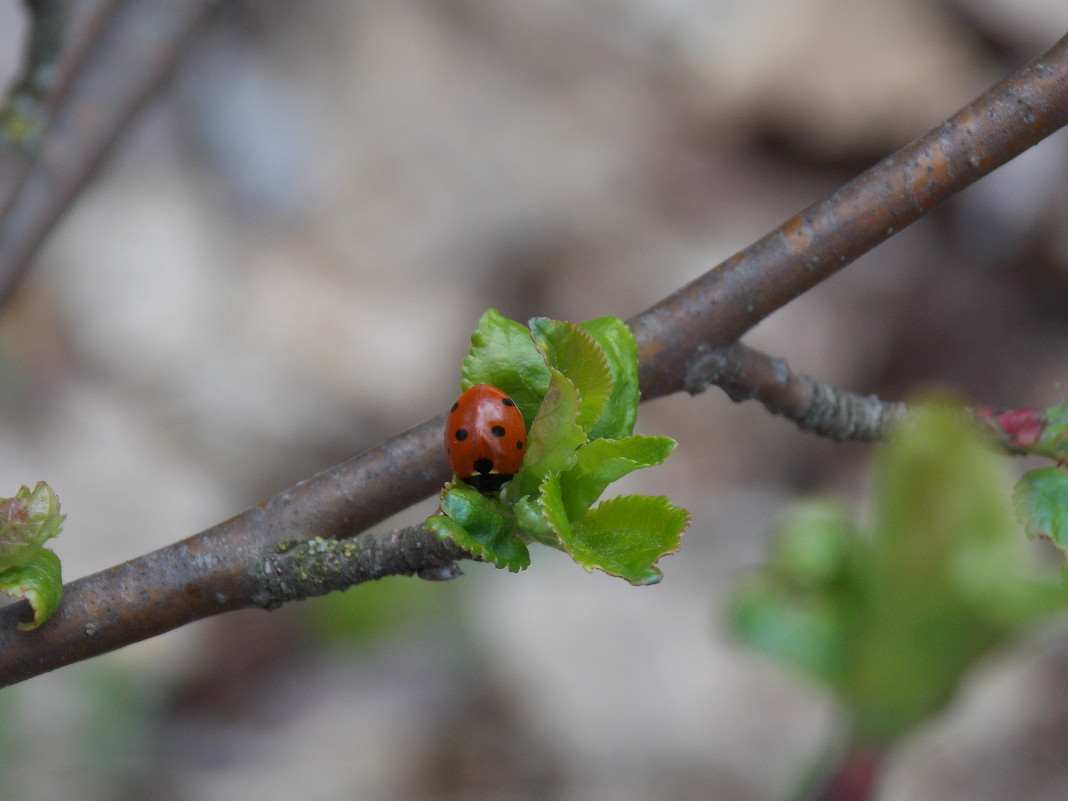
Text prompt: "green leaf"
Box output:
[[425, 483, 530, 572], [1013, 466, 1068, 552], [562, 435, 677, 520], [731, 578, 849, 687], [1033, 399, 1068, 461], [860, 404, 1066, 740], [529, 317, 613, 435], [768, 501, 855, 587], [579, 317, 640, 439], [505, 368, 586, 500], [731, 401, 1068, 744], [0, 548, 63, 631], [461, 308, 550, 426], [556, 493, 690, 585], [528, 472, 570, 550], [730, 502, 857, 686], [0, 481, 65, 573], [512, 493, 559, 547]]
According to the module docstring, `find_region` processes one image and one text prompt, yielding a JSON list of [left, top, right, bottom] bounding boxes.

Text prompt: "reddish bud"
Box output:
[[976, 407, 1045, 449]]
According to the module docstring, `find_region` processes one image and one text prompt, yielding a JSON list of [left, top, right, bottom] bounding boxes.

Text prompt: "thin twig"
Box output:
[[0, 0, 217, 307], [684, 342, 909, 442], [684, 341, 1055, 456], [0, 30, 1064, 687]]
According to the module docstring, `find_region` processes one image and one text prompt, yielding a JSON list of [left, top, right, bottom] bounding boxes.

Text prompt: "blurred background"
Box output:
[[1, 1, 1067, 799]]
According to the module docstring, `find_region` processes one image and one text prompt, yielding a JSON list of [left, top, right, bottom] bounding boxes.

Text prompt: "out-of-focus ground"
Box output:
[[1, 2, 1068, 799]]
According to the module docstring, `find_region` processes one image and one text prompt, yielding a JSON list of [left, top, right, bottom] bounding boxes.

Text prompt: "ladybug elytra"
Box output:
[[445, 384, 526, 493]]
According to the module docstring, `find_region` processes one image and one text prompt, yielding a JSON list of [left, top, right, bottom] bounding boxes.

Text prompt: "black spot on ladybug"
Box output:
[[516, 441, 524, 449], [450, 401, 459, 412], [473, 458, 494, 474], [491, 425, 506, 437], [455, 428, 468, 441], [464, 472, 512, 493], [502, 397, 516, 407]]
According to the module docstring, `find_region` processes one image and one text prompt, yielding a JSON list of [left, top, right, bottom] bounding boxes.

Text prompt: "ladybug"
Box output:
[[445, 384, 526, 493]]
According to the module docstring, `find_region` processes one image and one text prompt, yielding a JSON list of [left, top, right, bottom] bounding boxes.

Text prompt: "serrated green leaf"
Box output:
[[0, 547, 63, 631], [1013, 466, 1068, 551], [531, 472, 570, 548], [557, 494, 689, 585], [579, 317, 640, 439], [562, 435, 677, 519], [506, 369, 586, 500], [529, 317, 613, 435], [461, 308, 550, 426], [425, 483, 530, 571], [0, 481, 65, 573]]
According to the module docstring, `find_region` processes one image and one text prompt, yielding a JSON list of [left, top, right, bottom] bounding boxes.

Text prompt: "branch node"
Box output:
[[797, 381, 908, 442]]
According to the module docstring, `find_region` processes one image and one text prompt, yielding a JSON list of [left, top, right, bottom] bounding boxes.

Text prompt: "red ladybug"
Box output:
[[445, 384, 526, 493]]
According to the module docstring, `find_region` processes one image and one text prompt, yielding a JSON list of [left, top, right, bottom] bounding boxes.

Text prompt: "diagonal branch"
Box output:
[[0, 0, 216, 307], [0, 417, 454, 685], [631, 32, 1068, 399], [0, 0, 67, 153], [0, 32, 1065, 687]]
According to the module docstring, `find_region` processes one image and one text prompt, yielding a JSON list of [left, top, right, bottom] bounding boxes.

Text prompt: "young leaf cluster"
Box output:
[[425, 309, 689, 585], [731, 403, 1068, 744], [0, 481, 64, 630], [995, 401, 1068, 560]]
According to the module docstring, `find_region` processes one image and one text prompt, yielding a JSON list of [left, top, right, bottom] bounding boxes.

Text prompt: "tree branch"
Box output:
[[0, 30, 1065, 686], [0, 0, 71, 225], [0, 521, 470, 685], [0, 0, 216, 307], [0, 418, 456, 685], [0, 0, 67, 152], [630, 32, 1068, 399]]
